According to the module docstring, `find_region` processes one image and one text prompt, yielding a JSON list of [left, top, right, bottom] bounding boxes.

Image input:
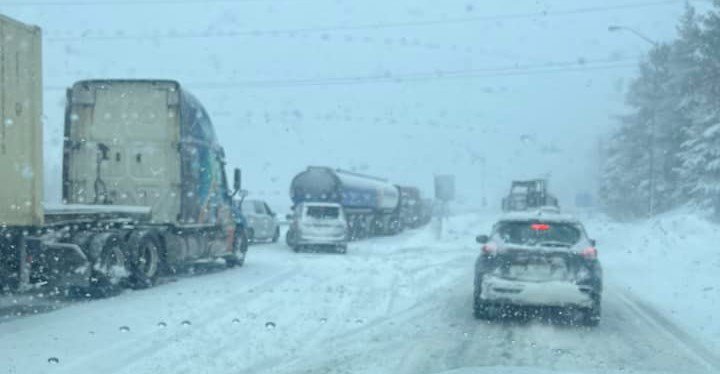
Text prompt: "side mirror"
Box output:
[[590, 239, 597, 246], [233, 168, 242, 193], [476, 235, 489, 244]]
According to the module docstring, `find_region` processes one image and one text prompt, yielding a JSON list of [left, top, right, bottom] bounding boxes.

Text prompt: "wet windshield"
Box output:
[[496, 221, 582, 246], [1, 2, 719, 374]]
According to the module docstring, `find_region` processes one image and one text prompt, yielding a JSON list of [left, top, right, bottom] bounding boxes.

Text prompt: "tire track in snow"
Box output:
[[617, 287, 720, 372], [53, 266, 303, 374]]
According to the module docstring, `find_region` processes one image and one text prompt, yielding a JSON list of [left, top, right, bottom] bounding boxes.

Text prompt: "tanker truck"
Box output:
[[289, 167, 403, 240], [0, 14, 247, 295]]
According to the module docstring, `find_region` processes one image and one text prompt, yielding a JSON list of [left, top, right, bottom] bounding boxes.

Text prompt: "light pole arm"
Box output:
[[608, 25, 658, 47]]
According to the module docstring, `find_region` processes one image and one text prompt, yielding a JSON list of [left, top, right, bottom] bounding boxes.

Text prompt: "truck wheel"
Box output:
[[88, 233, 127, 297], [226, 229, 248, 268], [272, 227, 280, 243], [126, 231, 161, 289]]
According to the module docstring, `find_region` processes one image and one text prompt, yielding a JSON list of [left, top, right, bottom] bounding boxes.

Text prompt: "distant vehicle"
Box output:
[[289, 167, 430, 240], [473, 211, 602, 326], [286, 202, 348, 254], [501, 179, 559, 212], [290, 167, 402, 239], [235, 199, 280, 243], [417, 198, 434, 226]]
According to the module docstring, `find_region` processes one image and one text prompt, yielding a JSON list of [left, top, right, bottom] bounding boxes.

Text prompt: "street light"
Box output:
[[608, 25, 658, 47], [608, 24, 658, 217]]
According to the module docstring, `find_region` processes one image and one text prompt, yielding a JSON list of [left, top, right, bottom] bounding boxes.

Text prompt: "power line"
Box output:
[[44, 0, 688, 42], [0, 0, 295, 5], [43, 57, 638, 90], [190, 63, 637, 89]]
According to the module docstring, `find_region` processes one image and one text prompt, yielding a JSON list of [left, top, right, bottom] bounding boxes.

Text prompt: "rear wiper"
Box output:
[[536, 241, 571, 248]]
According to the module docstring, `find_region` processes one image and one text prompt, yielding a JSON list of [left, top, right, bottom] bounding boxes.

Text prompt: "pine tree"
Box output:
[[678, 1, 720, 218]]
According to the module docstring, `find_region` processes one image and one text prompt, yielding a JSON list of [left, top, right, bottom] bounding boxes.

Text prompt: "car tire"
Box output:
[[473, 295, 492, 320], [226, 228, 248, 268], [272, 227, 280, 243], [246, 228, 255, 244], [581, 296, 602, 327]]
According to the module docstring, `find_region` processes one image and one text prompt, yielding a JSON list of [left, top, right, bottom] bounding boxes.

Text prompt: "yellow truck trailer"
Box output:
[[0, 14, 248, 296]]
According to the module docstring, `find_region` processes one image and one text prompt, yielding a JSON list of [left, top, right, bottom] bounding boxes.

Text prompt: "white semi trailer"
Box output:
[[0, 14, 248, 296]]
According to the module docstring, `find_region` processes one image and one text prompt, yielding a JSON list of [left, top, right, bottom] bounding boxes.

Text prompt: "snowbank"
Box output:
[[584, 211, 720, 353]]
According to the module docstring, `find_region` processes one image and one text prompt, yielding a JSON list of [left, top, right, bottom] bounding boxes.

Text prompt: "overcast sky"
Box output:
[[0, 0, 699, 210]]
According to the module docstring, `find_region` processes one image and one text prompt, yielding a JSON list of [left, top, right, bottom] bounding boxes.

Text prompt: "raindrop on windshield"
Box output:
[[232, 318, 240, 324], [47, 357, 60, 364], [181, 320, 192, 326], [157, 321, 167, 328], [319, 317, 327, 324], [265, 321, 276, 329], [118, 325, 130, 332]]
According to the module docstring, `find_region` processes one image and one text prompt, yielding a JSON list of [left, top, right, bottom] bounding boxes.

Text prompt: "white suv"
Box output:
[[286, 202, 348, 254]]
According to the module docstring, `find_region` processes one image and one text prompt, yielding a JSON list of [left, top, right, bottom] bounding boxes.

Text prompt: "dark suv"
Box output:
[[473, 212, 603, 326]]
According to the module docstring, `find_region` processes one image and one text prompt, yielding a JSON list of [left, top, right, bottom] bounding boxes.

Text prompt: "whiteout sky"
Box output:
[[0, 0, 695, 211]]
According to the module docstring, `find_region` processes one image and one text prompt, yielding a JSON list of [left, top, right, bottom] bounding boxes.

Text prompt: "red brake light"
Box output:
[[581, 247, 597, 260], [482, 242, 497, 255], [531, 223, 550, 231]]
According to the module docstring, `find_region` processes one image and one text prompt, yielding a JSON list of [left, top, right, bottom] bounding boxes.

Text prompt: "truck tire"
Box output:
[[226, 228, 248, 268], [125, 231, 161, 289], [88, 233, 127, 297]]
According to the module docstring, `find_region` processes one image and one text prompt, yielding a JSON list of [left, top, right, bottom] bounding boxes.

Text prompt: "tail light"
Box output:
[[482, 242, 498, 255], [581, 247, 597, 260]]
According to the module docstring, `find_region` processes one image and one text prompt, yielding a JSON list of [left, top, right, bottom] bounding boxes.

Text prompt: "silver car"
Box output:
[[240, 199, 281, 243], [286, 202, 348, 254]]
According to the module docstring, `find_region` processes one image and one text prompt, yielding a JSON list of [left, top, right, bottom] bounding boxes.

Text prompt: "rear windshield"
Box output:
[[305, 206, 340, 219], [495, 221, 582, 246]]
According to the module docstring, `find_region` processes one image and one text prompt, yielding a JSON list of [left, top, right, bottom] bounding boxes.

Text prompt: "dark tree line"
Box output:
[[601, 2, 720, 219]]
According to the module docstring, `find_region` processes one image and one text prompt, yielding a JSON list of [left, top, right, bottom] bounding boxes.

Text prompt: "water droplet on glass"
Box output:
[[232, 318, 240, 324], [265, 321, 276, 330], [181, 320, 192, 326], [319, 317, 327, 324], [157, 321, 167, 328], [118, 325, 130, 332], [354, 318, 364, 324], [47, 357, 59, 364]]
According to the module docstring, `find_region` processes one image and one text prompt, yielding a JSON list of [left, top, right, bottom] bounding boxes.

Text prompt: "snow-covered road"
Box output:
[[1, 213, 718, 374]]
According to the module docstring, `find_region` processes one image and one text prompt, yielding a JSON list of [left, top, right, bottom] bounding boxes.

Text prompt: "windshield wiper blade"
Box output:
[[536, 241, 571, 248]]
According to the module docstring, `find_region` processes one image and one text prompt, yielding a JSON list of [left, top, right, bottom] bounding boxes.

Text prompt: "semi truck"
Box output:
[[62, 79, 249, 286], [0, 14, 247, 295], [290, 167, 403, 240]]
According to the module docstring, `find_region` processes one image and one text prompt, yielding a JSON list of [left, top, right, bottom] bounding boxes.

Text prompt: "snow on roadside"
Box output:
[[583, 210, 720, 353]]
